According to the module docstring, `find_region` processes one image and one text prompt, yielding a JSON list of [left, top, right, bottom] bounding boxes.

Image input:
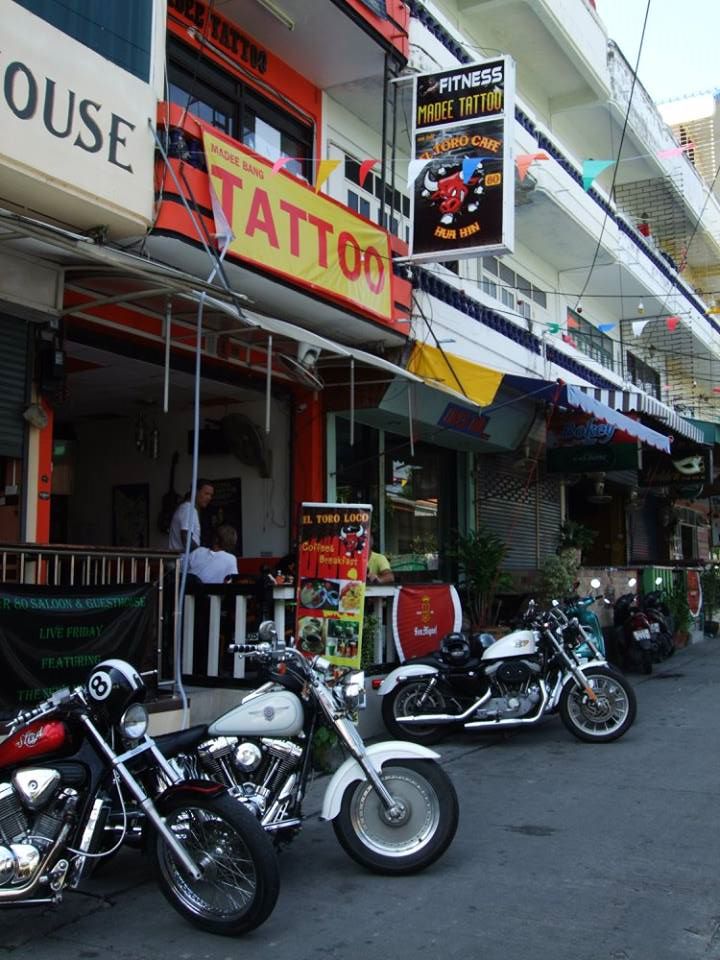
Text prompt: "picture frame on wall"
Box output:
[[112, 483, 150, 548]]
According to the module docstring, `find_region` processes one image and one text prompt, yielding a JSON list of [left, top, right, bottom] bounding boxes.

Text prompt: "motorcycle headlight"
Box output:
[[119, 702, 148, 740]]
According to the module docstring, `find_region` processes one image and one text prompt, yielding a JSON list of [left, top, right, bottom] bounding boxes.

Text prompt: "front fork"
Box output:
[[79, 715, 203, 880]]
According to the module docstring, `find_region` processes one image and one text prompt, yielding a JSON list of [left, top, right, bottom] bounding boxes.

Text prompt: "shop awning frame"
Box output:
[[504, 376, 673, 454], [575, 385, 705, 445]]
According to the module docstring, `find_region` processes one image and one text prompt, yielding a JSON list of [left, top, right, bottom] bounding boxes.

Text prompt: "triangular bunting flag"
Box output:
[[657, 142, 694, 160], [582, 159, 615, 191], [515, 152, 549, 181], [566, 314, 580, 329], [207, 179, 235, 249], [713, 387, 720, 394], [359, 159, 379, 188], [562, 333, 577, 348], [666, 316, 680, 332], [271, 157, 294, 174], [548, 322, 561, 334], [461, 157, 483, 183], [407, 159, 426, 189], [597, 322, 615, 332], [631, 320, 649, 337], [315, 159, 340, 193]]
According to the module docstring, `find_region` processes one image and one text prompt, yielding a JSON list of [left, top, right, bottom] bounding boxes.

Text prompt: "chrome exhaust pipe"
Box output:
[[464, 683, 549, 729], [398, 689, 493, 725]]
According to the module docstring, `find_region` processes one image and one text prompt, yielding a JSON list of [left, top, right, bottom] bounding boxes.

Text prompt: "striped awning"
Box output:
[[576, 387, 705, 444], [406, 343, 505, 407]]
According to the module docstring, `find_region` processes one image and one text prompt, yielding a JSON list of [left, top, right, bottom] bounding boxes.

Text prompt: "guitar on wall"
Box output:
[[157, 451, 180, 535]]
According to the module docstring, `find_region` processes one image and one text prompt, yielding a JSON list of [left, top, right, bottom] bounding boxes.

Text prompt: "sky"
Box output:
[[594, 0, 719, 104]]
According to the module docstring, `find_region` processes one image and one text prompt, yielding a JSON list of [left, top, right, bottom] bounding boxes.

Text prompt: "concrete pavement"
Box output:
[[2, 639, 720, 959]]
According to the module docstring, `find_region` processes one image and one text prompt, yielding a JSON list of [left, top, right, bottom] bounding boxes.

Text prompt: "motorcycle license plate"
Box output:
[[633, 629, 650, 641]]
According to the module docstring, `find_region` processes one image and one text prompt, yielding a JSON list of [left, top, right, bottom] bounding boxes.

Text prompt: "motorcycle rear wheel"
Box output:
[[332, 759, 459, 875], [560, 666, 637, 743], [151, 793, 279, 936], [382, 680, 456, 744]]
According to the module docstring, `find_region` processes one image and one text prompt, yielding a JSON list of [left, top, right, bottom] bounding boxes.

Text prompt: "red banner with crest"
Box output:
[[392, 584, 462, 661]]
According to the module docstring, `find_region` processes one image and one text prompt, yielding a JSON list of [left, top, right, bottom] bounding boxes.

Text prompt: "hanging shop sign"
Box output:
[[687, 569, 702, 618], [0, 583, 154, 709], [392, 584, 462, 662], [204, 130, 393, 323], [296, 503, 372, 669], [546, 413, 639, 473], [639, 445, 711, 490], [1, 0, 156, 233], [409, 56, 515, 262]]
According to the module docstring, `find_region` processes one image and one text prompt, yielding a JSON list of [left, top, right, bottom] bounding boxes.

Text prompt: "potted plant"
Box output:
[[447, 527, 512, 629], [700, 565, 720, 636], [664, 581, 692, 647], [537, 551, 580, 606], [558, 520, 597, 565]]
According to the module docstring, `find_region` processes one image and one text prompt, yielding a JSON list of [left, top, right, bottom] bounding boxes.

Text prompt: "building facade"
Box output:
[[0, 0, 718, 610]]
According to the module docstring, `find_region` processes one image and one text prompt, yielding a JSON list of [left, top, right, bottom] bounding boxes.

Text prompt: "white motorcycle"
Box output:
[[378, 600, 637, 744], [151, 622, 460, 875]]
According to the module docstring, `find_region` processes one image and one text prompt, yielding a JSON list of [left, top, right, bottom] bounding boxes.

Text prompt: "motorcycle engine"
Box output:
[[0, 768, 72, 886], [188, 736, 303, 821], [479, 659, 543, 719]]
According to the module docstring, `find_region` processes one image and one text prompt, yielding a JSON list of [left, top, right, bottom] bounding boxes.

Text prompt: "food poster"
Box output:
[[296, 503, 372, 668]]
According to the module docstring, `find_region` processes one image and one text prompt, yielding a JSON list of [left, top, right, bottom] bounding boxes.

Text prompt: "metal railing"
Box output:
[[0, 544, 402, 685], [0, 543, 180, 683]]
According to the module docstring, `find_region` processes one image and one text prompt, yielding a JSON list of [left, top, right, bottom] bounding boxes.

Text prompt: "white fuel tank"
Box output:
[[208, 688, 305, 738], [481, 629, 537, 661]]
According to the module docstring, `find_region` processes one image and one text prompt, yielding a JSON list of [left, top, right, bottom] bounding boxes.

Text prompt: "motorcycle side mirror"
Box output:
[[258, 620, 279, 645], [551, 599, 560, 607], [627, 578, 637, 588], [590, 578, 601, 590]]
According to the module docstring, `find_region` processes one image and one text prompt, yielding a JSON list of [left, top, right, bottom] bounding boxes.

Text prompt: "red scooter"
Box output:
[[612, 580, 653, 674]]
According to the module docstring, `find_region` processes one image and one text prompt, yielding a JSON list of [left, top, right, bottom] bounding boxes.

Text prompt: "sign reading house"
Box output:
[[410, 57, 515, 263]]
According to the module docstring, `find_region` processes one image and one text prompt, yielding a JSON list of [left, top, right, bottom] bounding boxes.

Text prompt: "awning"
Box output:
[[406, 343, 504, 407], [575, 386, 705, 445], [504, 376, 672, 454]]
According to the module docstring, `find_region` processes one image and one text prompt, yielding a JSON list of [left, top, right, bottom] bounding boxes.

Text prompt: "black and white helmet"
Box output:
[[85, 659, 146, 721]]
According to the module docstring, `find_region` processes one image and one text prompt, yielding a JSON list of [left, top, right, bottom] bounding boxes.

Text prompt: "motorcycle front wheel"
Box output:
[[560, 666, 637, 743], [382, 680, 457, 744], [332, 759, 459, 875], [151, 793, 279, 936]]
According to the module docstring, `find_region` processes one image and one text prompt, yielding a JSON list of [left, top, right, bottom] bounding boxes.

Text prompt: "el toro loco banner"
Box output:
[[296, 503, 372, 669], [410, 56, 515, 262], [0, 584, 154, 709]]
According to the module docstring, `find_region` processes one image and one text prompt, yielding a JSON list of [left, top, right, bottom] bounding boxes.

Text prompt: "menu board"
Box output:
[[296, 503, 372, 669]]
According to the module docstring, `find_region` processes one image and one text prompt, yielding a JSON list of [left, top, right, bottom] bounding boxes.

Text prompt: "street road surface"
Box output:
[[2, 641, 720, 960]]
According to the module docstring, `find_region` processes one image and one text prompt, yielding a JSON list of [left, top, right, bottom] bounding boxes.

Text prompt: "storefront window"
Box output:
[[334, 419, 457, 579]]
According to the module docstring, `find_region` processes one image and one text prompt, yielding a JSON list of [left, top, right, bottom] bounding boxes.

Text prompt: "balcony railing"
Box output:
[[0, 544, 401, 689]]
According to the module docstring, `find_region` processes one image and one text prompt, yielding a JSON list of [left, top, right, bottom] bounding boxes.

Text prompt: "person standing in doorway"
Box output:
[[168, 479, 214, 552]]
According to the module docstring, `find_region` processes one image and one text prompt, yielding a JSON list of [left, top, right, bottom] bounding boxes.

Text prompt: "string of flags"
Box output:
[[264, 140, 697, 194]]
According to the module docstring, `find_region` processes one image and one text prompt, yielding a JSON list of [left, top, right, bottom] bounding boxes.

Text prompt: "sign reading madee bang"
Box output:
[[0, 584, 154, 709], [203, 130, 393, 323], [410, 57, 515, 263]]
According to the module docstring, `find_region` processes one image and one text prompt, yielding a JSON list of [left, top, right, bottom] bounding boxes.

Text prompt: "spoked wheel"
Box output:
[[381, 680, 456, 744], [151, 793, 279, 936], [560, 666, 637, 743], [332, 759, 459, 875]]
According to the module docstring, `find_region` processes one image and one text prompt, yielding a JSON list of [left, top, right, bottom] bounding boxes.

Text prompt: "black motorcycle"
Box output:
[[0, 659, 279, 935]]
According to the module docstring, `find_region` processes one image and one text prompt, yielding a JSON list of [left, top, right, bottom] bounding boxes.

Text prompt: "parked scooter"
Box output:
[[641, 577, 675, 661], [151, 622, 459, 875], [612, 579, 653, 674], [565, 578, 607, 658], [378, 598, 637, 744]]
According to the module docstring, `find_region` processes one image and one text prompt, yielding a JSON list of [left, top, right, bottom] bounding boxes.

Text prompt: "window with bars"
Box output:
[[566, 308, 615, 370], [479, 257, 547, 319], [344, 155, 410, 241], [627, 351, 661, 399]]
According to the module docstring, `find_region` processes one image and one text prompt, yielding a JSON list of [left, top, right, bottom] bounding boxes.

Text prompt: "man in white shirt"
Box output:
[[188, 525, 239, 583], [168, 480, 214, 552]]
